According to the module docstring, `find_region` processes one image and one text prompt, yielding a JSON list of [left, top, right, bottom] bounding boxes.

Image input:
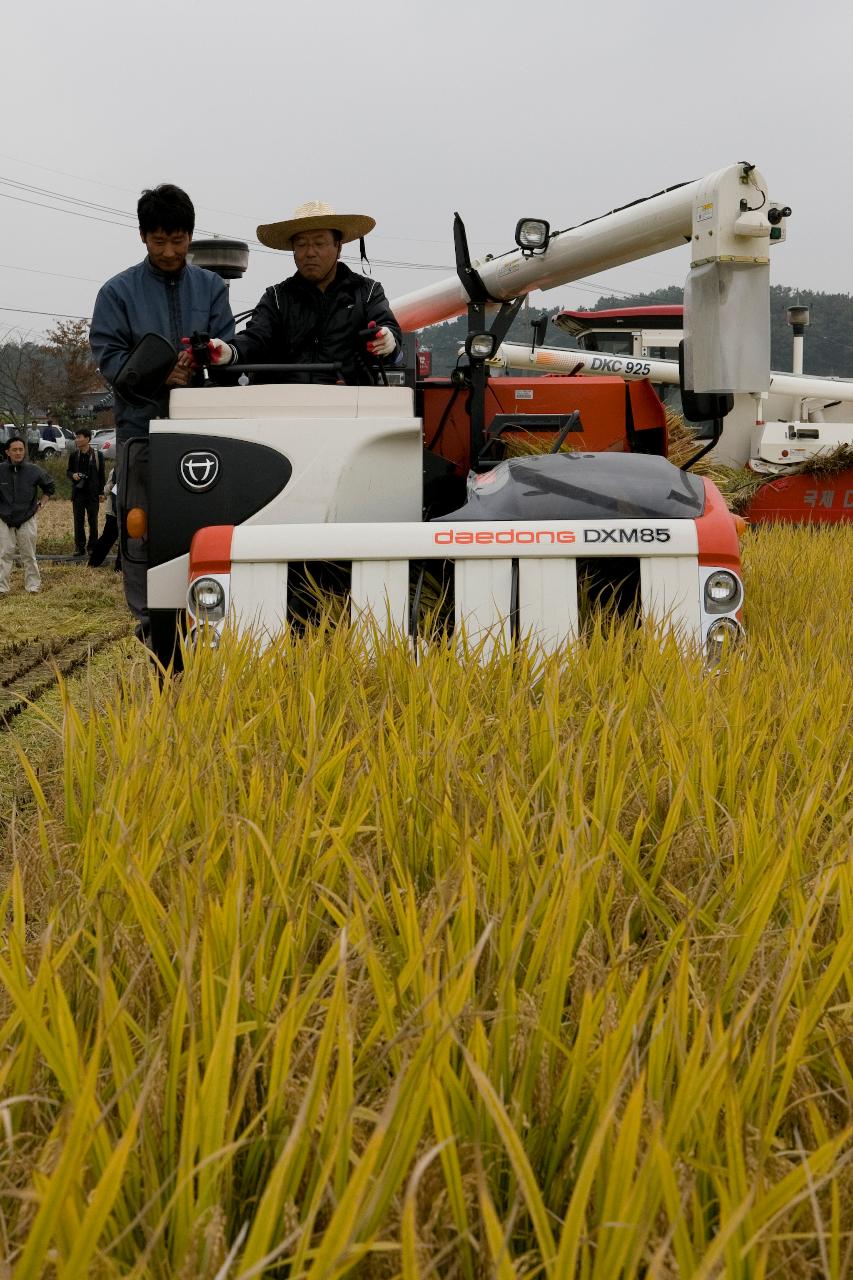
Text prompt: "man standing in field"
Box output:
[[89, 183, 235, 638], [0, 437, 54, 594], [67, 427, 105, 558], [26, 423, 40, 462]]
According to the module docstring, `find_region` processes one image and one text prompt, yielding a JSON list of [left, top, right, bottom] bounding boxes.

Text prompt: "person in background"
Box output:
[[208, 200, 400, 384], [67, 427, 105, 557], [88, 466, 120, 570], [26, 422, 40, 461], [0, 438, 55, 594], [89, 183, 235, 638]]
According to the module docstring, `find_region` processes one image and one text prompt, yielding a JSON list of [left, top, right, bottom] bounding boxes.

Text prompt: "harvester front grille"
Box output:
[[226, 551, 684, 655]]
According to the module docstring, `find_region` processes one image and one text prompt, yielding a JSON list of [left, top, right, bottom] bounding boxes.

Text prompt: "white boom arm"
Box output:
[[390, 163, 783, 338], [491, 343, 853, 407]]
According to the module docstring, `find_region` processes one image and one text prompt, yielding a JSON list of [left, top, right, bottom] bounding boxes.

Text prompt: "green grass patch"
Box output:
[[39, 454, 73, 500]]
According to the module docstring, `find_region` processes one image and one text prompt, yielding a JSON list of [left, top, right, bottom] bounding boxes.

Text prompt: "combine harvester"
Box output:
[[492, 305, 853, 524], [116, 162, 789, 665]]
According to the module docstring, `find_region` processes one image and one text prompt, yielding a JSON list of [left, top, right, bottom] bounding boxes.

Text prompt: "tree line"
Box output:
[[416, 285, 853, 378], [0, 320, 106, 426], [3, 283, 849, 425]]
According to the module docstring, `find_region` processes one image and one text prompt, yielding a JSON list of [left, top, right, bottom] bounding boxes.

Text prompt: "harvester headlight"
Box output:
[[705, 617, 743, 663], [704, 570, 741, 610], [465, 332, 498, 361], [514, 218, 551, 254], [188, 576, 226, 619]]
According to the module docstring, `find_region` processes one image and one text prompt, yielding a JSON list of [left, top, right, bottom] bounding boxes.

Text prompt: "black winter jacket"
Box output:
[[0, 460, 55, 528], [67, 447, 105, 500], [230, 263, 402, 385]]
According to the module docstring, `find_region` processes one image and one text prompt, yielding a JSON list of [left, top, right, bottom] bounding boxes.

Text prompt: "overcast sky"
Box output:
[[3, 0, 851, 341]]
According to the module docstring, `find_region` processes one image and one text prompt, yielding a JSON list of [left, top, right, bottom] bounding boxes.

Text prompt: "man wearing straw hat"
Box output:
[[209, 200, 402, 384]]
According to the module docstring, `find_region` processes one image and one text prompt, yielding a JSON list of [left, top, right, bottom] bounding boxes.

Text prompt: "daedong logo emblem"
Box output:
[[179, 451, 220, 492]]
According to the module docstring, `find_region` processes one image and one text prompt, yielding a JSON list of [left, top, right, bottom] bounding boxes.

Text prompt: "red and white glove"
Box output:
[[208, 338, 234, 365], [366, 326, 396, 358]]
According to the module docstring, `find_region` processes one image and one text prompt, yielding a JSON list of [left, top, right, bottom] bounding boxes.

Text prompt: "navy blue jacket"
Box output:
[[90, 258, 235, 441], [0, 460, 55, 528]]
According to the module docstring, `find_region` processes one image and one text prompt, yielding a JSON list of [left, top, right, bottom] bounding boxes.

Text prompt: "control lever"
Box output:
[[181, 332, 214, 382], [358, 320, 389, 387]]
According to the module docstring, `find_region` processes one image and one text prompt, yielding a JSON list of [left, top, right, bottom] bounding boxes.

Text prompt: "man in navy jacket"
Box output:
[[90, 184, 235, 634]]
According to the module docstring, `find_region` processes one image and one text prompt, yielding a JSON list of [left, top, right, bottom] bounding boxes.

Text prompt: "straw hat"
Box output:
[[257, 200, 376, 250]]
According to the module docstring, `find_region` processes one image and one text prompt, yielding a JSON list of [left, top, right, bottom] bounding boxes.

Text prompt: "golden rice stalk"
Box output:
[[1, 524, 851, 1276]]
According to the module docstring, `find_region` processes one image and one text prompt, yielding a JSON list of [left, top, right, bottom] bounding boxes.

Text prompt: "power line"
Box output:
[[0, 172, 645, 315], [0, 150, 145, 200], [0, 262, 103, 285], [0, 172, 655, 292], [0, 274, 630, 324], [0, 305, 89, 319], [0, 176, 134, 219], [0, 150, 511, 247], [0, 191, 136, 230], [0, 176, 452, 271], [0, 154, 690, 299]]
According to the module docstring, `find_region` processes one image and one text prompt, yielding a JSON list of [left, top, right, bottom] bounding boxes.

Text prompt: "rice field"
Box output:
[[0, 556, 129, 770], [1, 524, 851, 1278]]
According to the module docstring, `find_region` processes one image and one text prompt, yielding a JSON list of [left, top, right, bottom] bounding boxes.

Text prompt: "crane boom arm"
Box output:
[[391, 164, 784, 338]]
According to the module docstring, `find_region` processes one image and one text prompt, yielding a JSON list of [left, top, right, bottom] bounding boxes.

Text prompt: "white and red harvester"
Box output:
[[117, 162, 789, 665]]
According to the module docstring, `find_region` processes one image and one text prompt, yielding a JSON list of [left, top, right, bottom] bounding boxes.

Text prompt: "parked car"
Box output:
[[1, 423, 65, 455], [92, 429, 116, 460], [38, 424, 66, 456]]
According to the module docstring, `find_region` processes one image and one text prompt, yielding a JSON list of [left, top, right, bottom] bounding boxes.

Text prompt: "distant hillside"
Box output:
[[417, 285, 853, 377]]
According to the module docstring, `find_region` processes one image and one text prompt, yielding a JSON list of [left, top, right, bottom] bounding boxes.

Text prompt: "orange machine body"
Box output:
[[420, 376, 667, 474]]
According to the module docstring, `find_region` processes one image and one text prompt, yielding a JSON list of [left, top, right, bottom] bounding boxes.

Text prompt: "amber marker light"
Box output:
[[126, 508, 148, 539]]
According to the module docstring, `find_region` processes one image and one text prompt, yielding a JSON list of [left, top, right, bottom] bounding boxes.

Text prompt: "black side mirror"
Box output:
[[113, 333, 178, 407], [530, 314, 550, 351], [678, 340, 734, 423]]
